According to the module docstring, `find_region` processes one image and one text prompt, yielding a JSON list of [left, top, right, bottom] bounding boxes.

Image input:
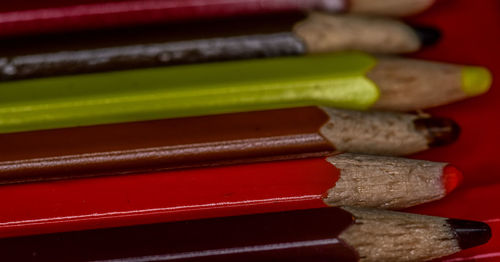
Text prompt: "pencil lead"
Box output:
[[411, 25, 442, 46], [447, 219, 492, 250], [414, 117, 461, 147], [461, 66, 492, 96], [442, 165, 463, 194]]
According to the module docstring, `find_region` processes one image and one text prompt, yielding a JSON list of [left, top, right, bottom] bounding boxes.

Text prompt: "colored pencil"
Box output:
[[0, 13, 441, 81], [0, 207, 489, 262], [0, 0, 436, 38], [0, 155, 462, 238], [0, 52, 491, 134], [0, 107, 460, 184], [408, 183, 500, 261]]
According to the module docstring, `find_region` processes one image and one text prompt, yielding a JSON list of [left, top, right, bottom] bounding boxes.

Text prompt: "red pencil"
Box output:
[[0, 0, 435, 37], [0, 154, 461, 238]]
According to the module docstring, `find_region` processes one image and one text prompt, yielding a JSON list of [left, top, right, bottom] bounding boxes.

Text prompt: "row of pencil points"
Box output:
[[0, 1, 493, 261]]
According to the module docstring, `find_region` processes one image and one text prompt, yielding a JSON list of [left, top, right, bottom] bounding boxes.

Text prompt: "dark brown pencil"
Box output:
[[0, 107, 459, 185], [0, 12, 440, 81], [0, 207, 489, 261]]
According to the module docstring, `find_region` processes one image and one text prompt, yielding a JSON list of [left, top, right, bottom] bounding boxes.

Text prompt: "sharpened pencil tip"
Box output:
[[447, 219, 492, 250], [442, 165, 463, 194], [461, 66, 492, 96], [414, 117, 461, 147], [412, 26, 442, 46]]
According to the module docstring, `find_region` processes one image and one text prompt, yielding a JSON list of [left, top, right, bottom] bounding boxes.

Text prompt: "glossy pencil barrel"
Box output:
[[0, 107, 334, 184], [0, 208, 358, 262], [0, 207, 489, 261], [0, 0, 348, 38], [0, 0, 435, 37], [0, 155, 462, 238], [0, 52, 377, 134], [0, 13, 439, 81]]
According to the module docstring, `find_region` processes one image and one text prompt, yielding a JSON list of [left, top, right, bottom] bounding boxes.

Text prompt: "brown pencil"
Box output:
[[0, 107, 459, 185], [0, 207, 489, 261]]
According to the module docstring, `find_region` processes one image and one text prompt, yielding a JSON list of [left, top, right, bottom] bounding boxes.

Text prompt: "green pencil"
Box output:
[[0, 52, 490, 134]]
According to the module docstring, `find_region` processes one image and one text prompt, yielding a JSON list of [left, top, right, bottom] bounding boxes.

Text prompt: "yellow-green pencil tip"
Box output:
[[461, 66, 492, 96]]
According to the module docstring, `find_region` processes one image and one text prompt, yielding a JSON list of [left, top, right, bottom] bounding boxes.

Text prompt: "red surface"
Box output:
[[0, 0, 498, 260], [0, 0, 344, 38], [0, 158, 337, 238], [407, 0, 500, 189], [404, 0, 500, 260]]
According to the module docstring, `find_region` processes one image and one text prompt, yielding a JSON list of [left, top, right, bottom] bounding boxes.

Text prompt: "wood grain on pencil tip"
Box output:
[[294, 13, 440, 54], [323, 153, 462, 209], [0, 12, 441, 81], [0, 207, 488, 262], [0, 0, 436, 37], [0, 52, 488, 134], [0, 107, 460, 184], [341, 207, 491, 262], [369, 56, 493, 111]]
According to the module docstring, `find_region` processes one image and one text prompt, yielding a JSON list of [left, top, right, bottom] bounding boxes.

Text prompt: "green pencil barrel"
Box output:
[[0, 52, 378, 133]]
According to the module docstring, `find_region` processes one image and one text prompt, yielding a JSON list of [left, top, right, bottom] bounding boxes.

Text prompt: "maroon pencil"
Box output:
[[0, 207, 490, 261], [0, 0, 436, 37], [0, 107, 459, 185]]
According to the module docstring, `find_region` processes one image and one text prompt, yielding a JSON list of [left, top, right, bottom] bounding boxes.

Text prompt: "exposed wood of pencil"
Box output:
[[0, 107, 459, 185], [324, 153, 461, 209], [369, 56, 492, 111], [319, 107, 459, 155], [294, 13, 426, 54], [0, 207, 489, 262], [0, 13, 437, 81], [340, 206, 490, 261]]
